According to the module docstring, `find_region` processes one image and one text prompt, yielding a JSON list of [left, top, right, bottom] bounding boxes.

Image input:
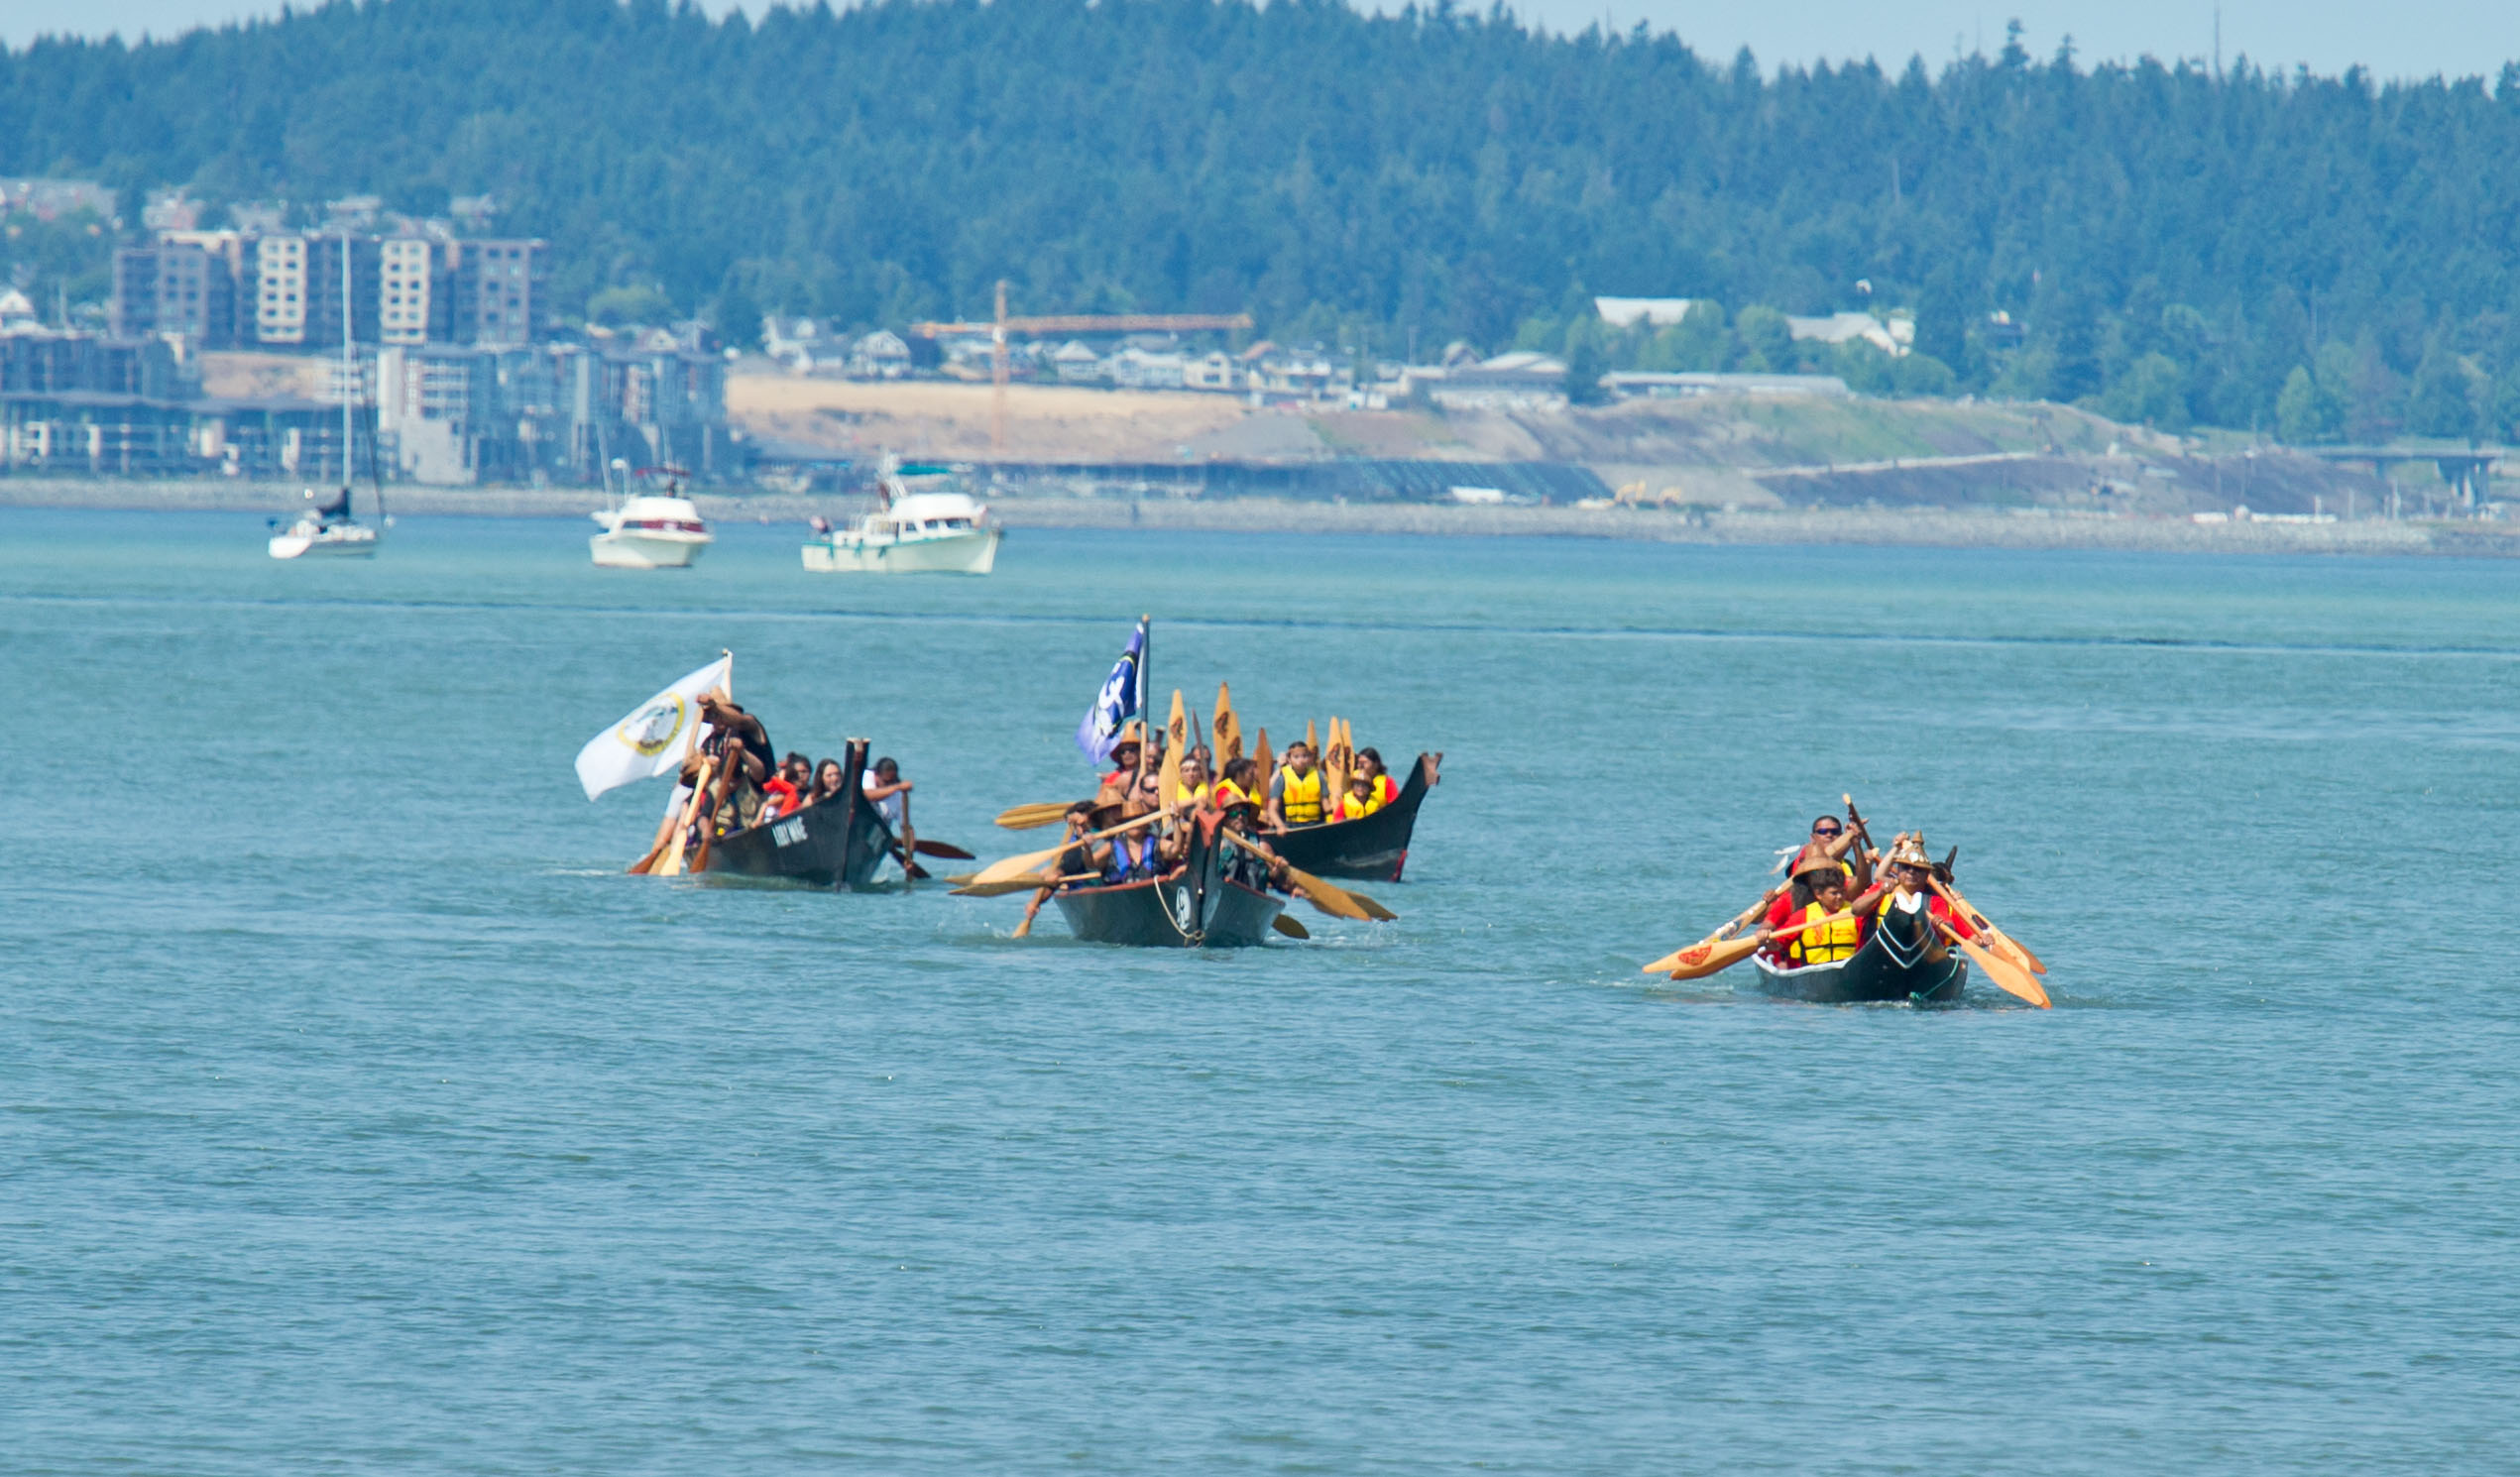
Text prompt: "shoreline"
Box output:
[[5, 477, 2515, 557]]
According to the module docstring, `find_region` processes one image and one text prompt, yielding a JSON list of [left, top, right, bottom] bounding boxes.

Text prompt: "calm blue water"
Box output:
[[7, 508, 2519, 1472]]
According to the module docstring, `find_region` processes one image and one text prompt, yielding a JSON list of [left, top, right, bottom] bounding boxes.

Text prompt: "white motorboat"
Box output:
[[802, 462, 1001, 575], [268, 492, 381, 559], [591, 468, 713, 569]]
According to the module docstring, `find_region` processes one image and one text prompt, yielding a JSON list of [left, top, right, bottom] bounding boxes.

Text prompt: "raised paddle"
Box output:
[[995, 801, 1086, 831], [1930, 876, 2047, 975], [1935, 918, 2050, 1007], [1272, 913, 1311, 939], [966, 806, 1176, 888]]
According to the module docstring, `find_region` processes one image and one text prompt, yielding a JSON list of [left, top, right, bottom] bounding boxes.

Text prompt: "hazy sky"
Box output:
[[6, 0, 2516, 83]]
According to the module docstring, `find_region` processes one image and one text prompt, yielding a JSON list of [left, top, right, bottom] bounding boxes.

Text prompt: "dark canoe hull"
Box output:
[[702, 738, 896, 889], [1052, 817, 1285, 948], [1746, 904, 1968, 1004], [1265, 752, 1438, 881]]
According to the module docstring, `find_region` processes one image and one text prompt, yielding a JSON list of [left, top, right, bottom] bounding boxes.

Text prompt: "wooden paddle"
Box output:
[[913, 839, 975, 860], [1935, 918, 2050, 1007], [1654, 906, 1855, 981], [996, 801, 1085, 831], [1213, 682, 1243, 764], [1251, 728, 1272, 788], [649, 757, 716, 876], [1218, 831, 1394, 921], [966, 807, 1175, 887], [1162, 689, 1188, 808], [952, 870, 1096, 897], [1931, 876, 2047, 975], [1272, 913, 1311, 939], [1642, 885, 1784, 974], [1322, 717, 1351, 820]]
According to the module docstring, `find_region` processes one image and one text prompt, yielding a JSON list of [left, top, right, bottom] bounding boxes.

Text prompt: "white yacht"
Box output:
[[591, 467, 713, 569], [802, 462, 1002, 575], [268, 488, 380, 559]]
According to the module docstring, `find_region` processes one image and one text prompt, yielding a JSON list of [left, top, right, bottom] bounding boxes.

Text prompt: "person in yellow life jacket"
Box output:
[[1333, 772, 1382, 820], [1355, 747, 1401, 809], [1174, 752, 1212, 809], [1758, 855, 1885, 966], [1266, 740, 1324, 831], [1213, 756, 1261, 812]]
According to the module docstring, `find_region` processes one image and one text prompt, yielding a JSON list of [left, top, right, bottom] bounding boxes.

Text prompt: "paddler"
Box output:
[[1265, 739, 1324, 831], [1332, 771, 1381, 820], [1876, 833, 1976, 943], [1757, 854, 1882, 966], [1214, 756, 1260, 812], [1355, 747, 1400, 809], [1100, 723, 1146, 789]]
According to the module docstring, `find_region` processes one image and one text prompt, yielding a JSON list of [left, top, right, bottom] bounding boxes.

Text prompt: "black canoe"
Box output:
[[1265, 751, 1440, 881], [1745, 898, 1968, 1004], [1051, 811, 1286, 948], [703, 738, 898, 890]]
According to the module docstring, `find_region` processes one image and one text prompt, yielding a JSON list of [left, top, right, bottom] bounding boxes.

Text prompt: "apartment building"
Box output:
[[112, 230, 544, 351], [454, 239, 548, 346], [254, 234, 310, 345]]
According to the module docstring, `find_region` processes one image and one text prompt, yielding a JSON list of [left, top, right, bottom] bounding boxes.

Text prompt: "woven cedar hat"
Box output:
[[1887, 835, 1933, 870], [1790, 849, 1844, 881]]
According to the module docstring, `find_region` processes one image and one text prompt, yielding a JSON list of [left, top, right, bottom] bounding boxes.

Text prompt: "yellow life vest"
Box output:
[[1335, 788, 1382, 820], [1212, 778, 1248, 808], [1786, 902, 1863, 966], [1278, 765, 1323, 824]]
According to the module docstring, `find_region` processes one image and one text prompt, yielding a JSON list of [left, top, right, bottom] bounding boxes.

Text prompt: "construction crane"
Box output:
[[911, 281, 1255, 453]]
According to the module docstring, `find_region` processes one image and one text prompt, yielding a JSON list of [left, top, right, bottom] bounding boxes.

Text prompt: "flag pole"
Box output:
[[1133, 614, 1151, 791]]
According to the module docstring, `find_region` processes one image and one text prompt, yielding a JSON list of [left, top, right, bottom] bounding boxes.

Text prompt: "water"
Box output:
[[7, 508, 2518, 1472]]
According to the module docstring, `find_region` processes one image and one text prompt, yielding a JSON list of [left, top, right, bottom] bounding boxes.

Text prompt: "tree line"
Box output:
[[6, 0, 2520, 440]]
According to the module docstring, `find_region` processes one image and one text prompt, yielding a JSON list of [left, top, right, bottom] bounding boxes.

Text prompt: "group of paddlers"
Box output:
[[963, 696, 1402, 938], [629, 689, 920, 876], [1648, 796, 2054, 1006]]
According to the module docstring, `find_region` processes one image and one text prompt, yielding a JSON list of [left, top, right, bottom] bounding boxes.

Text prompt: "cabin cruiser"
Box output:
[[802, 462, 1002, 575], [591, 469, 713, 569], [268, 487, 379, 559]]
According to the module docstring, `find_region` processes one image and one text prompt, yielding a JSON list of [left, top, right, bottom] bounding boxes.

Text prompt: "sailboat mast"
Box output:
[[340, 229, 354, 498]]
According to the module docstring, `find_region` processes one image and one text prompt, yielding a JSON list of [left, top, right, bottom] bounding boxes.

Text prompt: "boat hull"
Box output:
[[592, 530, 709, 568], [802, 526, 1001, 575], [1265, 752, 1438, 881], [1746, 904, 1968, 1004], [700, 739, 896, 888], [1051, 817, 1284, 947], [269, 526, 378, 559]]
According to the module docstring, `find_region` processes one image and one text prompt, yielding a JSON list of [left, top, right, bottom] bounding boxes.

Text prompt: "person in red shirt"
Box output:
[[1761, 853, 1887, 966]]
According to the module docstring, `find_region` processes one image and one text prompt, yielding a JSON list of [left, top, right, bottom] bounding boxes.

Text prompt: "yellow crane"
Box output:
[[912, 280, 1255, 453]]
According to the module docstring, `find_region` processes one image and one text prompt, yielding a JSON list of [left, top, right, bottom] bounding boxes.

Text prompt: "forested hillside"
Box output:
[[7, 0, 2520, 438]]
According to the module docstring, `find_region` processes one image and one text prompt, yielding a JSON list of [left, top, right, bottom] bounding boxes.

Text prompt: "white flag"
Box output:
[[575, 653, 733, 801]]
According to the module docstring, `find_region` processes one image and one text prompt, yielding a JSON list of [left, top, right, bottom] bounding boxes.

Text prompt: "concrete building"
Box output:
[[454, 239, 548, 346], [379, 237, 440, 345], [254, 235, 311, 345], [110, 241, 224, 340]]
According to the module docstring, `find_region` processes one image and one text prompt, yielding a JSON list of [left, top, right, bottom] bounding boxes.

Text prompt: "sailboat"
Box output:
[[270, 231, 382, 560]]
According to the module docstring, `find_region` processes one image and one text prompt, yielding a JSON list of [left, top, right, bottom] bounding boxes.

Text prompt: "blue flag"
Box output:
[[1075, 619, 1148, 764]]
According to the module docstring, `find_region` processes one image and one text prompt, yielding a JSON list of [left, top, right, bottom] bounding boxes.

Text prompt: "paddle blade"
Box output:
[[1163, 689, 1188, 807], [1214, 682, 1243, 763], [951, 873, 1060, 897], [1658, 933, 1767, 980], [970, 843, 1069, 887], [626, 847, 662, 875], [913, 839, 975, 860], [1272, 913, 1311, 939], [1252, 728, 1272, 785], [995, 802, 1079, 831], [1951, 931, 2050, 1007]]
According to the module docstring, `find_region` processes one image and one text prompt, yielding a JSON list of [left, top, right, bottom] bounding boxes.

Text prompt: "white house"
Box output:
[[1785, 311, 1914, 358], [1051, 340, 1107, 384], [1594, 296, 1703, 329], [849, 329, 911, 380]]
